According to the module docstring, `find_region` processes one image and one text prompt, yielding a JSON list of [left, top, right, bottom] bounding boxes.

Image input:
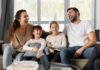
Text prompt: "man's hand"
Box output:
[[74, 31, 96, 58], [74, 47, 85, 58]]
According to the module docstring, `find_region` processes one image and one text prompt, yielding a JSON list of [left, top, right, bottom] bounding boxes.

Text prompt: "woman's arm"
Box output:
[[11, 34, 21, 49]]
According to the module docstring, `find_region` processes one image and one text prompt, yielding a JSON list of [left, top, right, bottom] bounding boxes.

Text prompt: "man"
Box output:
[[60, 7, 97, 64]]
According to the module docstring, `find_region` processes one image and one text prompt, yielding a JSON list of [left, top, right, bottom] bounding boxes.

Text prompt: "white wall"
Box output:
[[96, 0, 100, 29]]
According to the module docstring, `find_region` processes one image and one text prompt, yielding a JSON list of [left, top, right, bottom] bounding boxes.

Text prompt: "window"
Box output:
[[14, 0, 64, 22], [14, 0, 65, 31], [41, 0, 64, 21], [14, 0, 37, 21], [40, 24, 64, 32], [70, 0, 92, 20], [14, 0, 94, 31]]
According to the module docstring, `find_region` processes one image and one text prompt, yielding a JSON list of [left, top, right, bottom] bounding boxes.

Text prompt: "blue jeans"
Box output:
[[60, 46, 94, 64], [2, 44, 24, 69], [23, 51, 49, 70], [83, 44, 100, 70]]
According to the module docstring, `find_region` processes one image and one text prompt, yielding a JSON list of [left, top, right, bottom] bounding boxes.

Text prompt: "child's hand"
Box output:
[[48, 48, 54, 53], [47, 42, 54, 49], [47, 42, 52, 47], [32, 47, 39, 53], [36, 51, 43, 58]]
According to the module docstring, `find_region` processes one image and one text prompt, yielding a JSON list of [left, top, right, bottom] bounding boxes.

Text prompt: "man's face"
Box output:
[[67, 9, 78, 22]]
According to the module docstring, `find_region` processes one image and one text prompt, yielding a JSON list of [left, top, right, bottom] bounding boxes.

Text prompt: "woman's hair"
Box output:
[[6, 9, 27, 41], [12, 9, 26, 32], [32, 25, 42, 38]]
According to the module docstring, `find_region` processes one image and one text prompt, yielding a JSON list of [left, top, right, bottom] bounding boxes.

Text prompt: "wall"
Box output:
[[96, 0, 100, 30]]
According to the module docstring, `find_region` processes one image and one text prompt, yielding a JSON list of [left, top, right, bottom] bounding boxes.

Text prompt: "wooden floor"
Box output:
[[0, 55, 3, 70]]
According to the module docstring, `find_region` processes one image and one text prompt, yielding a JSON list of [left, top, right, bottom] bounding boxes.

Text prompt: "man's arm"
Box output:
[[74, 31, 97, 57], [81, 31, 97, 50]]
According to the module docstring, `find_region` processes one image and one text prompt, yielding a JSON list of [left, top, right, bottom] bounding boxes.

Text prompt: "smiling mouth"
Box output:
[[69, 17, 74, 20]]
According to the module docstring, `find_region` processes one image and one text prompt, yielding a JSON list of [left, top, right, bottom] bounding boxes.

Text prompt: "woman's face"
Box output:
[[19, 12, 29, 25], [50, 23, 59, 34], [32, 29, 42, 38]]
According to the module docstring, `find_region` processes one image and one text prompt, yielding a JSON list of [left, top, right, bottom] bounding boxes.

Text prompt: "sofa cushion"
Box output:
[[71, 59, 88, 70]]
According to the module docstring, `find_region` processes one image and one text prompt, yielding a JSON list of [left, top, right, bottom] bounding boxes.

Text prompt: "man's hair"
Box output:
[[67, 7, 80, 16]]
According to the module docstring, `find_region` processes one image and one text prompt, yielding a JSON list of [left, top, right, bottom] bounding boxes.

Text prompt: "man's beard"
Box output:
[[69, 16, 78, 23]]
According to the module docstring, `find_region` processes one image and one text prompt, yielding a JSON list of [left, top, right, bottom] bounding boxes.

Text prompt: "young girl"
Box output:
[[46, 21, 67, 62], [23, 25, 49, 70]]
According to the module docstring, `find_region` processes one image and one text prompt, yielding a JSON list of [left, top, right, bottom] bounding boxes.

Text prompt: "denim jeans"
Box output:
[[94, 58, 100, 70], [40, 54, 50, 70], [23, 52, 49, 70], [83, 44, 100, 70], [60, 46, 94, 64], [14, 52, 24, 61], [2, 44, 23, 69]]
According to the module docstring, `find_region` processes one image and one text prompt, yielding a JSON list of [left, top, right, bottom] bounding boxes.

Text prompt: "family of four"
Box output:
[[3, 7, 98, 70]]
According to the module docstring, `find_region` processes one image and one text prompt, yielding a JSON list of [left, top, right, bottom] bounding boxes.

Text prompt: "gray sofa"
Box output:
[[1, 30, 100, 70]]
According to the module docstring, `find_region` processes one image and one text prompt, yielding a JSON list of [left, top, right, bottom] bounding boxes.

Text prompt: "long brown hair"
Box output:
[[5, 9, 27, 42]]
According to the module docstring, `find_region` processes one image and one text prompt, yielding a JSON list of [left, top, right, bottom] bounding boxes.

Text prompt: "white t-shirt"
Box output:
[[23, 38, 46, 51], [46, 33, 66, 51], [63, 20, 94, 47]]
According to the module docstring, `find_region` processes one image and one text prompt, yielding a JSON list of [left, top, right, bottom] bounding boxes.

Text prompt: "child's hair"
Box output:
[[33, 25, 42, 31], [49, 21, 59, 34], [32, 25, 42, 38], [50, 21, 59, 28]]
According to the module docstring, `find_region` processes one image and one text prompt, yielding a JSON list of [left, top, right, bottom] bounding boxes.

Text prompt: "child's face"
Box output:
[[50, 23, 59, 34], [32, 29, 42, 38]]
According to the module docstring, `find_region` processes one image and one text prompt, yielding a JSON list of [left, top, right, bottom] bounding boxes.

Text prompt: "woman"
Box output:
[[46, 21, 66, 62], [3, 9, 33, 70]]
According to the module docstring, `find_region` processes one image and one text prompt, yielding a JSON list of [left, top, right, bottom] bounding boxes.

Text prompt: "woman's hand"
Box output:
[[17, 47, 25, 52]]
